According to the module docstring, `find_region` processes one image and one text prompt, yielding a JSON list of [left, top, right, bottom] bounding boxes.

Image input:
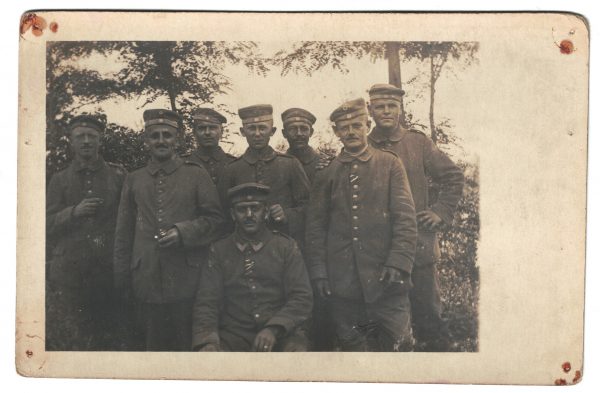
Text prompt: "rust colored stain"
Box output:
[[559, 40, 574, 55], [25, 350, 33, 358], [562, 361, 571, 373], [573, 370, 582, 384], [555, 378, 567, 386], [20, 13, 47, 37], [50, 22, 58, 33]]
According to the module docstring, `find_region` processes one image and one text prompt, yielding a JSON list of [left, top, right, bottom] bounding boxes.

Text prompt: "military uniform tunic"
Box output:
[[113, 156, 225, 304], [46, 157, 126, 350], [192, 229, 313, 351], [287, 146, 321, 184], [368, 126, 464, 347], [184, 146, 236, 185], [218, 146, 310, 242]]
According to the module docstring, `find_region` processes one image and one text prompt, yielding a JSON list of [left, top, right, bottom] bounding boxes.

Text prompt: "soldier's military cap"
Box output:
[[192, 108, 227, 125], [68, 114, 105, 133], [227, 182, 271, 205], [238, 104, 273, 126], [329, 98, 369, 123], [368, 83, 405, 102], [143, 109, 181, 129], [281, 108, 316, 127]]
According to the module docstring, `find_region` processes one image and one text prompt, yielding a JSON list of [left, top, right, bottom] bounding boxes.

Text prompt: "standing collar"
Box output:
[[233, 228, 273, 253], [242, 146, 277, 164], [193, 146, 227, 162], [146, 155, 183, 175], [72, 156, 106, 172], [287, 146, 319, 164], [337, 145, 374, 163], [368, 125, 408, 144]]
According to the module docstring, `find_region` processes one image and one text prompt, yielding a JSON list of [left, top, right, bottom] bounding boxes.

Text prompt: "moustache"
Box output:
[[154, 144, 169, 149]]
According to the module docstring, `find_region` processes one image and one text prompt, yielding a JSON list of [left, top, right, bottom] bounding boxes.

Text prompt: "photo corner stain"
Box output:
[[551, 27, 577, 55], [555, 361, 582, 385], [20, 13, 58, 37]]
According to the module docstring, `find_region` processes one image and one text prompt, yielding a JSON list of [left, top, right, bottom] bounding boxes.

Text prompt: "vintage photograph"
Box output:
[[17, 11, 587, 383], [44, 39, 479, 353]]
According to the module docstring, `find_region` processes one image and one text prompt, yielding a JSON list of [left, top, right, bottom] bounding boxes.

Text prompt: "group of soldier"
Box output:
[[46, 83, 464, 353]]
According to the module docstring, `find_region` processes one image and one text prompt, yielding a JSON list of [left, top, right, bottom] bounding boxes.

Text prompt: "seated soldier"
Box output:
[[192, 183, 313, 352]]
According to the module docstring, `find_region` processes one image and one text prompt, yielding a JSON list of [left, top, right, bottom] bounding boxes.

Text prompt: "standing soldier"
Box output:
[[305, 98, 417, 351], [281, 108, 320, 183], [367, 84, 465, 351], [113, 109, 225, 352], [46, 114, 126, 350], [219, 104, 310, 244], [184, 108, 236, 185], [192, 183, 313, 352]]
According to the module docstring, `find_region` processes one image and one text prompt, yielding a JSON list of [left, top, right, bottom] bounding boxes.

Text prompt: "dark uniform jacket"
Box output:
[[305, 146, 417, 303], [113, 156, 225, 304], [218, 146, 310, 242], [192, 229, 313, 349], [183, 146, 236, 185], [46, 157, 126, 287], [287, 146, 321, 184], [368, 127, 464, 267]]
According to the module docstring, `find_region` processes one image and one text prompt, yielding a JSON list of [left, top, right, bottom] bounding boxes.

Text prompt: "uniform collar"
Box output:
[[368, 125, 408, 144], [146, 155, 183, 175], [233, 228, 272, 253], [72, 156, 105, 172], [193, 146, 227, 162], [337, 144, 374, 163], [287, 146, 319, 165], [242, 146, 277, 164]]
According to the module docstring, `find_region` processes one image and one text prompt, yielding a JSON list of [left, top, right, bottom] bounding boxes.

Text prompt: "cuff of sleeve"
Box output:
[[308, 263, 328, 281], [429, 204, 454, 225], [192, 331, 220, 350], [384, 256, 413, 274], [265, 316, 295, 335], [174, 220, 206, 248]]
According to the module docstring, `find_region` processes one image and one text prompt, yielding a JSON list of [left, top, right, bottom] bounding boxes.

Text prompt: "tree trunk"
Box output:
[[385, 42, 406, 127], [429, 54, 437, 144]]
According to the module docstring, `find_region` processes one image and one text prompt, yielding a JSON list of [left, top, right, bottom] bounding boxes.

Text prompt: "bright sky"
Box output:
[[76, 42, 481, 162]]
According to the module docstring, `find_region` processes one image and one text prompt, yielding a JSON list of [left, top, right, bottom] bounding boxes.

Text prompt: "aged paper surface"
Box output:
[[16, 11, 588, 383]]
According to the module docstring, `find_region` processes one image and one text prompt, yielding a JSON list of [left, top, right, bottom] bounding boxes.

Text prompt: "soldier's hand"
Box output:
[[72, 198, 104, 218], [268, 204, 287, 224], [379, 266, 407, 285], [315, 155, 334, 170], [253, 326, 280, 352], [313, 278, 332, 298], [198, 343, 220, 352], [417, 210, 443, 231], [158, 227, 181, 248]]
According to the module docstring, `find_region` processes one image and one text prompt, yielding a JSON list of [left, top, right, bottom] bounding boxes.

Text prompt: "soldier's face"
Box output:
[[145, 125, 179, 161], [69, 126, 100, 160], [194, 123, 223, 148], [231, 201, 267, 235], [368, 99, 401, 129], [333, 115, 371, 153], [282, 121, 313, 150], [240, 121, 276, 150]]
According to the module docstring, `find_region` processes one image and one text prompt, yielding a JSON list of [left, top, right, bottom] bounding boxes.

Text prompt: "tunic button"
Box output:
[[352, 205, 358, 210], [158, 209, 163, 213], [251, 285, 256, 290], [353, 184, 359, 189], [353, 216, 358, 220], [158, 190, 163, 193], [352, 194, 358, 199], [159, 181, 163, 185], [353, 226, 358, 230], [254, 313, 260, 319], [352, 164, 358, 169], [352, 237, 358, 242], [158, 218, 163, 223], [87, 190, 93, 194]]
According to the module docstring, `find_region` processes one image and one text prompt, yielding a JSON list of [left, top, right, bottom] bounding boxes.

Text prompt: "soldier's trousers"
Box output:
[[409, 263, 449, 351], [138, 300, 193, 351], [329, 288, 414, 352]]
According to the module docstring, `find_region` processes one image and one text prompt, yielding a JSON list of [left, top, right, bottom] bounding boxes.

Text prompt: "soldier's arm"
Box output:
[[191, 247, 223, 350], [265, 241, 313, 334], [423, 137, 465, 225], [113, 174, 136, 290], [304, 169, 331, 281], [386, 158, 418, 274], [284, 159, 311, 238], [46, 172, 79, 237], [174, 168, 226, 248]]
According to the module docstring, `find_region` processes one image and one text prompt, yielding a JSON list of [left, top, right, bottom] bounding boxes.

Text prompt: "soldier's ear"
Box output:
[[309, 127, 315, 137], [366, 119, 372, 129], [229, 208, 236, 222], [270, 127, 277, 136]]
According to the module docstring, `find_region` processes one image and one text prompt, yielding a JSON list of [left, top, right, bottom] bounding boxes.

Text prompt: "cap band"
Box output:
[[241, 114, 273, 125], [369, 94, 402, 101], [145, 119, 179, 128]]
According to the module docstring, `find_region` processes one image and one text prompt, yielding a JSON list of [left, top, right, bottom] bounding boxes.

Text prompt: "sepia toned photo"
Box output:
[[17, 11, 587, 383]]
